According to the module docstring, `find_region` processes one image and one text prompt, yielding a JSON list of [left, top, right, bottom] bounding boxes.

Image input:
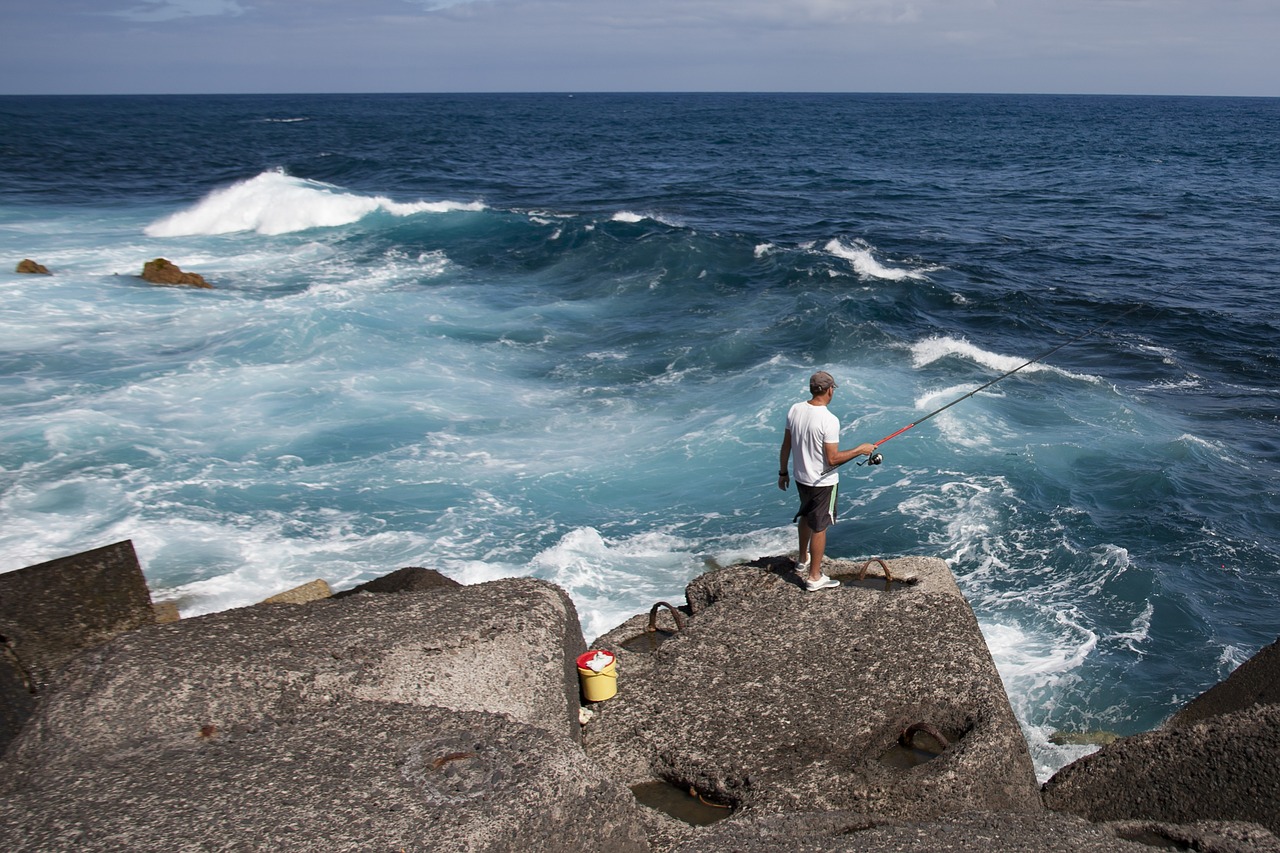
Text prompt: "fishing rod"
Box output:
[[856, 305, 1141, 467]]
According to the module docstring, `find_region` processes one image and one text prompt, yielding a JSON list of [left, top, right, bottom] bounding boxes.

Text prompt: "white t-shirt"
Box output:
[[786, 401, 841, 486]]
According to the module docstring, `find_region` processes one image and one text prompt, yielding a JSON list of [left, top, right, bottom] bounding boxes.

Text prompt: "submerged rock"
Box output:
[[14, 259, 50, 274], [139, 257, 211, 288], [1049, 730, 1120, 747]]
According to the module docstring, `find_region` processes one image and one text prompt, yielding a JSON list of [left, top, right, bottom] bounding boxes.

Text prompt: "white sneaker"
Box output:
[[795, 559, 809, 576], [805, 574, 840, 592]]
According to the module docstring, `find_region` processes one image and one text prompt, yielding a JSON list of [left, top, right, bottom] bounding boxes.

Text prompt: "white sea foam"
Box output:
[[145, 170, 484, 237], [1139, 376, 1203, 392], [523, 526, 699, 641], [823, 238, 937, 281], [1109, 600, 1153, 654], [910, 335, 1097, 383], [151, 523, 438, 616], [980, 619, 1104, 780], [610, 210, 681, 227], [1216, 644, 1250, 673], [1135, 342, 1178, 365]]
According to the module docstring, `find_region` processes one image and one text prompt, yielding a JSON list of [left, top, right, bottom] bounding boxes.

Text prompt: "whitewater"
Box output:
[[2, 93, 1278, 781]]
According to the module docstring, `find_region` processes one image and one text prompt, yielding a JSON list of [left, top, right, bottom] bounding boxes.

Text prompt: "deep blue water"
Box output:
[[2, 93, 1278, 778]]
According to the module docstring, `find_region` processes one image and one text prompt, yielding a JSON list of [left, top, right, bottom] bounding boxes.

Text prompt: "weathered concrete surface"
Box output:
[[1, 702, 646, 853], [665, 810, 1280, 853], [0, 540, 155, 692], [0, 646, 36, 755], [1042, 703, 1280, 836], [1043, 636, 1280, 838], [584, 556, 1042, 821], [0, 576, 649, 852], [1166, 636, 1280, 729], [5, 577, 586, 771]]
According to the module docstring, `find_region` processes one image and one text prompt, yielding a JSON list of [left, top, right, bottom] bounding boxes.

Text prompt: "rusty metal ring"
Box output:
[[647, 601, 687, 633], [899, 721, 950, 751]]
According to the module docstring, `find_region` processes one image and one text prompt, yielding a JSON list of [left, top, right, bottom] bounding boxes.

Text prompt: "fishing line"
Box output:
[[855, 304, 1143, 467]]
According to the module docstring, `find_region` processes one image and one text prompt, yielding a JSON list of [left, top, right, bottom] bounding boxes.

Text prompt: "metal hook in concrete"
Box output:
[[899, 721, 950, 751], [857, 558, 894, 591], [689, 785, 731, 809], [647, 601, 687, 633]]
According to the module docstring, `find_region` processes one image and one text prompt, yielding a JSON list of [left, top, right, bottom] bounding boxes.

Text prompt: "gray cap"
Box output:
[[809, 371, 837, 394]]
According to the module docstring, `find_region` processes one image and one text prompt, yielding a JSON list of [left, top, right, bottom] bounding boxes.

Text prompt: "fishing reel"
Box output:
[[859, 451, 884, 467]]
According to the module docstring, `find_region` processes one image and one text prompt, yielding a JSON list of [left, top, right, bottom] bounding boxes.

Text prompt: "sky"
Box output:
[[1, 0, 1277, 96]]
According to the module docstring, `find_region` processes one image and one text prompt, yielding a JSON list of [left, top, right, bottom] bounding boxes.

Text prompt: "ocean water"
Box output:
[[2, 93, 1278, 779]]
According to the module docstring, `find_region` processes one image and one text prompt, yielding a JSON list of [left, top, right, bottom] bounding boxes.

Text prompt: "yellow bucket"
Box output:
[[576, 650, 617, 702]]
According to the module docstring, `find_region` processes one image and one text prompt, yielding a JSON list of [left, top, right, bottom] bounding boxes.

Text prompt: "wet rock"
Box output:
[[150, 601, 181, 624], [584, 556, 1042, 822], [14, 259, 50, 274], [139, 257, 211, 288]]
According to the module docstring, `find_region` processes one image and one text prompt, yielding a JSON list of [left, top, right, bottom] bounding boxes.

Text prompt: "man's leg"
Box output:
[[808, 527, 827, 582], [798, 518, 812, 571]]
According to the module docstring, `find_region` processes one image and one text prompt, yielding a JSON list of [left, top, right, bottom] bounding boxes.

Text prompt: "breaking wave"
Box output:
[[145, 170, 484, 237]]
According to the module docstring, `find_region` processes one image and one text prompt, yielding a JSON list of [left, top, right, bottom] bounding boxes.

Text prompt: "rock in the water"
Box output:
[[258, 578, 331, 605], [15, 259, 50, 274], [139, 258, 211, 288], [1043, 636, 1280, 838]]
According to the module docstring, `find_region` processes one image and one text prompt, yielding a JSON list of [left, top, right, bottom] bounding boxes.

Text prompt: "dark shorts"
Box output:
[[795, 482, 838, 533]]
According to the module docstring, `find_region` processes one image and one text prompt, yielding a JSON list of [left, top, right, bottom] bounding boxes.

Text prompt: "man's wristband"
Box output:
[[778, 470, 788, 476]]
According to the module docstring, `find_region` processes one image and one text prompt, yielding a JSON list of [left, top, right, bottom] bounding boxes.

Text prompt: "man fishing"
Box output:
[[777, 371, 878, 592]]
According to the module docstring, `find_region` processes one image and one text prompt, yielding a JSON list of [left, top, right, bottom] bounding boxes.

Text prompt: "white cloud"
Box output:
[[111, 0, 248, 22]]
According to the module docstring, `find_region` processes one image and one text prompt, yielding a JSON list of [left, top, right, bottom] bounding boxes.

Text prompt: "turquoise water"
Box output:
[[2, 93, 1278, 778]]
